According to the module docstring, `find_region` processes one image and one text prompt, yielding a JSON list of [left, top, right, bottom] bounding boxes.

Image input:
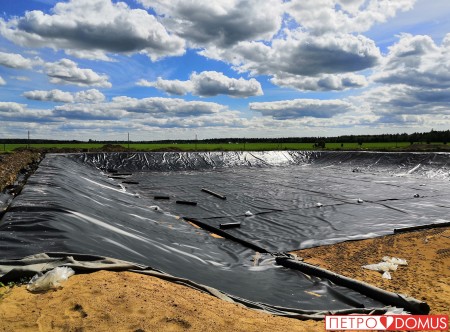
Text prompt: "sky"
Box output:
[[0, 0, 449, 141]]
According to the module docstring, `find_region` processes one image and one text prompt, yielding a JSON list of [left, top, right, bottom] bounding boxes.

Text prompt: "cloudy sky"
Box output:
[[0, 0, 449, 140]]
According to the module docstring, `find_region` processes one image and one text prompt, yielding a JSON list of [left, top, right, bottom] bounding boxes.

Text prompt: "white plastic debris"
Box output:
[[149, 205, 163, 213], [245, 211, 253, 217], [362, 262, 398, 272], [316, 203, 323, 207], [27, 267, 75, 292], [383, 256, 408, 266], [362, 256, 408, 279], [357, 198, 364, 203]]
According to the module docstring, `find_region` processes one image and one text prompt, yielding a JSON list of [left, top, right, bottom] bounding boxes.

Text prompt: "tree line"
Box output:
[[1, 129, 449, 145]]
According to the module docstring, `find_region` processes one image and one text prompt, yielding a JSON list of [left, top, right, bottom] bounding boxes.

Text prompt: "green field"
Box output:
[[0, 141, 431, 153]]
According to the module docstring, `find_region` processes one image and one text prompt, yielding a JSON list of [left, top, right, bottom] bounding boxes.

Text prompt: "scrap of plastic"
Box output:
[[245, 211, 253, 217], [27, 267, 75, 292], [382, 271, 392, 279], [362, 262, 398, 272], [316, 203, 323, 207], [383, 256, 408, 266], [149, 205, 163, 213]]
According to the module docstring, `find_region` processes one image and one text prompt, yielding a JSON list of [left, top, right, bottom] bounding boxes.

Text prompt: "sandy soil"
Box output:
[[292, 227, 450, 316], [1, 151, 449, 331], [0, 271, 321, 332]]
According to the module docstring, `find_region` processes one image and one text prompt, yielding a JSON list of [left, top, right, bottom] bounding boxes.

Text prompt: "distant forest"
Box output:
[[1, 129, 450, 145]]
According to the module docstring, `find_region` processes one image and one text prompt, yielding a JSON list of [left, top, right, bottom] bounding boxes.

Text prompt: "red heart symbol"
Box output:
[[380, 316, 394, 329]]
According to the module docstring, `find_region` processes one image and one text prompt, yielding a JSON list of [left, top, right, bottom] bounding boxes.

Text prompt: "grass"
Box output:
[[0, 141, 446, 153]]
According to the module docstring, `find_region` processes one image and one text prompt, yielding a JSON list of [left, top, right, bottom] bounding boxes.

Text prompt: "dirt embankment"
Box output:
[[0, 151, 42, 192]]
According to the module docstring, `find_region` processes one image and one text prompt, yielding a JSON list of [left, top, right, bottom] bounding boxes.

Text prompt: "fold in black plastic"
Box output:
[[183, 217, 267, 253], [275, 257, 430, 315]]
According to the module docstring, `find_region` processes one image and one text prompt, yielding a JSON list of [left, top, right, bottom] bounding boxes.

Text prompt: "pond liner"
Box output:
[[0, 252, 394, 320], [393, 221, 450, 234], [275, 256, 430, 315], [183, 217, 268, 253], [1, 153, 441, 314], [70, 151, 450, 253], [201, 188, 227, 200]]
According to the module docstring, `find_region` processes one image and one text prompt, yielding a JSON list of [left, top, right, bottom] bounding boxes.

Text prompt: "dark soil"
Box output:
[[0, 151, 42, 192]]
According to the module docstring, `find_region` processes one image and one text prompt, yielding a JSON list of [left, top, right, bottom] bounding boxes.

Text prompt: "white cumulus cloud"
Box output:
[[139, 71, 263, 97], [111, 96, 227, 117], [201, 32, 380, 91], [286, 0, 416, 35], [137, 78, 192, 96], [44, 59, 112, 87], [250, 99, 354, 119], [139, 0, 283, 47], [373, 33, 450, 89], [270, 73, 367, 91], [0, 102, 54, 122], [0, 52, 40, 69], [23, 89, 105, 103], [23, 89, 75, 103], [0, 0, 185, 61]]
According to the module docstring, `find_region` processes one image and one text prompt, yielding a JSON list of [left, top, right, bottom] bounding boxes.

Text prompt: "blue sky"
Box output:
[[0, 0, 449, 140]]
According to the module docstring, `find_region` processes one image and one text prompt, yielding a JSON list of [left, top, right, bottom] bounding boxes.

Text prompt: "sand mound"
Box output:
[[0, 270, 320, 332]]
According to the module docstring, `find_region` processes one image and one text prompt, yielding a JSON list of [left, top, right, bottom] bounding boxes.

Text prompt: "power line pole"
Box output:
[[27, 130, 30, 149], [128, 132, 130, 149]]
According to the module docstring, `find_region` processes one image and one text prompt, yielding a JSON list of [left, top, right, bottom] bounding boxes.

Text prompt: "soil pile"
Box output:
[[0, 151, 41, 192]]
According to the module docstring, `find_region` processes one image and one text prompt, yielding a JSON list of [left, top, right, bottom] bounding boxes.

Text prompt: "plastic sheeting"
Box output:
[[75, 150, 450, 178], [0, 253, 401, 319], [74, 151, 450, 252], [1, 151, 446, 312], [0, 153, 392, 312]]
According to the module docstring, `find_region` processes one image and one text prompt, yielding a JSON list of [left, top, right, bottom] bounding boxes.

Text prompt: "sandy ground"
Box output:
[[292, 227, 450, 317], [1, 151, 449, 331], [0, 271, 322, 332]]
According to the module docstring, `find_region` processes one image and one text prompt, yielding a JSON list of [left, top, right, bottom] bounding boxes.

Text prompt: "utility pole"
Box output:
[[128, 132, 130, 149], [195, 133, 198, 151], [27, 130, 30, 149]]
